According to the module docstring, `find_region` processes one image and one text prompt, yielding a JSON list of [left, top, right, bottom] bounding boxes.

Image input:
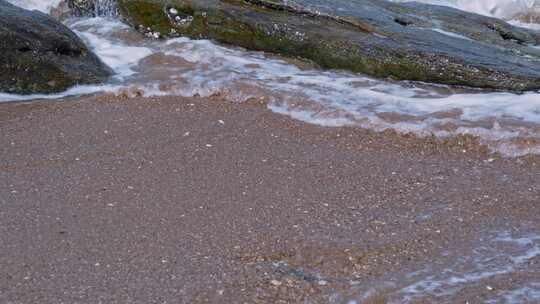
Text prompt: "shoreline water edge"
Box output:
[[1, 94, 539, 303], [2, 0, 540, 157], [1, 1, 540, 303]]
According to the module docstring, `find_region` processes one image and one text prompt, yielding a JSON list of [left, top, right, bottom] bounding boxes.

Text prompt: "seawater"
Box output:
[[349, 229, 540, 303], [3, 0, 540, 157]]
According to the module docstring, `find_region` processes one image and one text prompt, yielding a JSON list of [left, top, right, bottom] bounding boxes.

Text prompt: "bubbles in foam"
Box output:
[[69, 18, 153, 78], [2, 8, 540, 157]]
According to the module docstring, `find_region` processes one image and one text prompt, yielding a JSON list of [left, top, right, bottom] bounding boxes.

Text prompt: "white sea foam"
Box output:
[[0, 84, 118, 102], [344, 230, 540, 303], [394, 232, 540, 303], [392, 0, 540, 19], [69, 18, 154, 79], [2, 3, 540, 156], [5, 0, 63, 13], [510, 19, 540, 30], [0, 17, 154, 102]]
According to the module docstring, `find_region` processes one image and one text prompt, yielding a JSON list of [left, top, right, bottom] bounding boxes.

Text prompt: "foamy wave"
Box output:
[[392, 0, 540, 19], [398, 233, 540, 302], [5, 0, 63, 13], [69, 18, 154, 79], [349, 230, 540, 303], [2, 11, 540, 157]]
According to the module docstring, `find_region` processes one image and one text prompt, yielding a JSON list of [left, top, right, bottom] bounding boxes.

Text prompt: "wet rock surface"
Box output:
[[117, 0, 540, 91], [67, 0, 118, 17], [0, 0, 112, 94]]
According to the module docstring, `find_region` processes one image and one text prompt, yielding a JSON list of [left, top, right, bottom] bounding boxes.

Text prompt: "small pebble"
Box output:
[[270, 280, 282, 286]]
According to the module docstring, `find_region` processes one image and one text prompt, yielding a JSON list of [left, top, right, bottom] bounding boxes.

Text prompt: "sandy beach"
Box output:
[[1, 95, 539, 303]]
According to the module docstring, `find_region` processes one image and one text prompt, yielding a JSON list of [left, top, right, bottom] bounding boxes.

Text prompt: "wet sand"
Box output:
[[1, 95, 539, 303]]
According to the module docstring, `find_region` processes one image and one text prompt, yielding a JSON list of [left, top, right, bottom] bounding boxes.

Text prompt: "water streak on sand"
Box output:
[[352, 230, 540, 303]]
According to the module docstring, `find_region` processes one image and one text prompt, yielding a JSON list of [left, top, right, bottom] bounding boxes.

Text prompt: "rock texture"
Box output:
[[0, 0, 112, 94], [68, 0, 118, 17], [117, 0, 540, 91], [516, 11, 540, 24]]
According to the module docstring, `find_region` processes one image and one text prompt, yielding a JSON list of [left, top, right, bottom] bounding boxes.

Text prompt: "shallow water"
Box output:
[[349, 228, 540, 303], [3, 0, 540, 157]]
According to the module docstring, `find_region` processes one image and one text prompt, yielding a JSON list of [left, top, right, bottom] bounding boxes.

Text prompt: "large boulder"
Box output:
[[117, 0, 540, 91], [0, 0, 112, 94]]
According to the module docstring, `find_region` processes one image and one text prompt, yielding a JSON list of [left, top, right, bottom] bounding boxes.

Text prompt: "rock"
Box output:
[[67, 0, 118, 17], [50, 1, 72, 20], [0, 0, 112, 94], [68, 0, 96, 16], [117, 0, 540, 91], [515, 11, 540, 24]]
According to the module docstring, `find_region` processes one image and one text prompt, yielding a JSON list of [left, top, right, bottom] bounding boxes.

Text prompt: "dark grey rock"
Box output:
[[67, 0, 118, 17], [118, 0, 540, 91], [0, 0, 112, 94]]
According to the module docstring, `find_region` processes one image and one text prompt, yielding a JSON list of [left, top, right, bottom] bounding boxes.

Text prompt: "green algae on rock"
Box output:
[[0, 0, 112, 95], [117, 0, 540, 91]]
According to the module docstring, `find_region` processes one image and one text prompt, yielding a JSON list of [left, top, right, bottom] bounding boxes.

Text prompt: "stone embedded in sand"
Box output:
[[117, 0, 540, 91], [0, 0, 112, 94]]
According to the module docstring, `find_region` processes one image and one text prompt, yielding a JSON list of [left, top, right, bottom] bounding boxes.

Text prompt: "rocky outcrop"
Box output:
[[67, 0, 118, 17], [117, 0, 540, 91], [0, 0, 112, 94]]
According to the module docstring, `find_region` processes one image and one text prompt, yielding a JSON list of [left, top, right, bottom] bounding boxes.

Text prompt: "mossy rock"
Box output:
[[117, 0, 540, 91]]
